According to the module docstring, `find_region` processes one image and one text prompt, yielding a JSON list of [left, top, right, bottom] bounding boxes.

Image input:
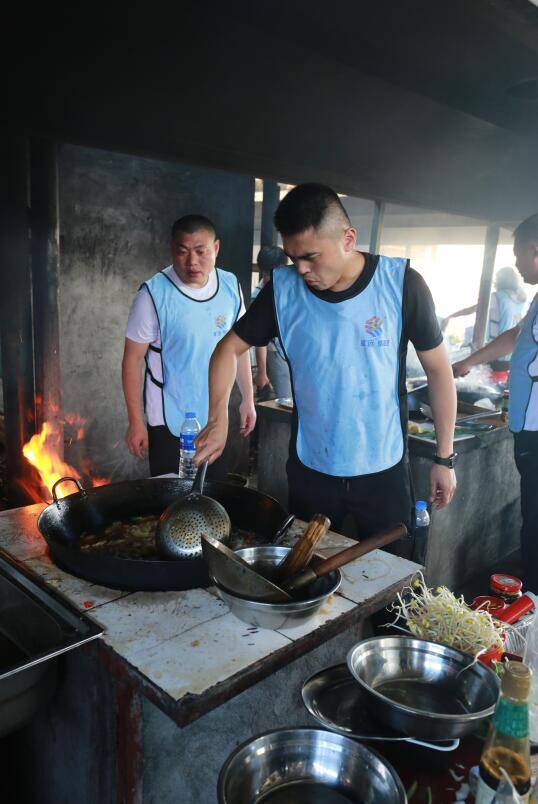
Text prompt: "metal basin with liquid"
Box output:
[[218, 727, 406, 803], [347, 636, 499, 740]]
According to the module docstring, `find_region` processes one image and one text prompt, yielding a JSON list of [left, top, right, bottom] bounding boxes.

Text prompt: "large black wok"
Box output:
[[37, 476, 292, 592]]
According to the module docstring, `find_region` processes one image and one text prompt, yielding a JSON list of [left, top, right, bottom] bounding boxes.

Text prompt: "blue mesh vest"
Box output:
[[143, 268, 241, 435], [273, 256, 406, 476], [509, 295, 538, 433], [489, 290, 525, 363]]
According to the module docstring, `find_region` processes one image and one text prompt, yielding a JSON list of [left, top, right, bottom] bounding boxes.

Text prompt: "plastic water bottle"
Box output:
[[412, 501, 430, 564], [178, 412, 201, 479]]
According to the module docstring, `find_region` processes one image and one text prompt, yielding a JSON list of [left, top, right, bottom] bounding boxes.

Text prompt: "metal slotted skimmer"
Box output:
[[156, 461, 231, 559]]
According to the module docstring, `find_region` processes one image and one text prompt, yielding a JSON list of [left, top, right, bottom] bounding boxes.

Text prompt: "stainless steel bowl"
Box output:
[[218, 727, 406, 803], [212, 545, 341, 630], [347, 636, 500, 741]]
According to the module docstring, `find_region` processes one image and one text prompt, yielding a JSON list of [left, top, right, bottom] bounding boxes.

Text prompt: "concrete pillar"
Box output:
[[30, 137, 63, 437], [472, 224, 499, 350], [369, 200, 385, 253], [260, 179, 279, 248], [0, 131, 36, 503]]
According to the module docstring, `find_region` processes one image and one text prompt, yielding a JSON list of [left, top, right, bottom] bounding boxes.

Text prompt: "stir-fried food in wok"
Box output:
[[78, 516, 257, 559], [79, 515, 159, 558]]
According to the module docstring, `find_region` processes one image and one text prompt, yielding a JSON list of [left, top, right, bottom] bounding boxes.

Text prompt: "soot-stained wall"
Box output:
[[58, 144, 254, 479]]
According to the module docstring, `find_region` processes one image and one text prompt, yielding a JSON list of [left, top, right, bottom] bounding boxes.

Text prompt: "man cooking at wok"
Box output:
[[195, 184, 457, 550]]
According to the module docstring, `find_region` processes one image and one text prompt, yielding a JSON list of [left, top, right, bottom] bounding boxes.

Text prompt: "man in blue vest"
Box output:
[[122, 214, 256, 477], [441, 266, 527, 381], [453, 213, 538, 591], [195, 185, 457, 545]]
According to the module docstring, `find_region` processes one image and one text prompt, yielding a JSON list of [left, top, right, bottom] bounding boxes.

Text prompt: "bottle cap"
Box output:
[[490, 574, 522, 595], [501, 661, 531, 700], [185, 412, 196, 418], [415, 501, 428, 511]]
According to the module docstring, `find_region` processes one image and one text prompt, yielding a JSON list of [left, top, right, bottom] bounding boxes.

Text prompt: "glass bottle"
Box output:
[[475, 661, 532, 803]]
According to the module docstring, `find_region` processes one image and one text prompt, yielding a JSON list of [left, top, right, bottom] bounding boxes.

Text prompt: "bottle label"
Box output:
[[180, 434, 196, 451], [493, 699, 529, 739]]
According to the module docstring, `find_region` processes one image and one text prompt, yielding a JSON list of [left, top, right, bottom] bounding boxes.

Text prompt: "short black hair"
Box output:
[[274, 183, 351, 236], [514, 214, 538, 246], [257, 246, 287, 273], [171, 214, 217, 240]]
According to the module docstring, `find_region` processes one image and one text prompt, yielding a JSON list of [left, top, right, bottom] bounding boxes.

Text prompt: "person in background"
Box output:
[[122, 214, 256, 477], [195, 184, 457, 552], [252, 246, 293, 401], [452, 214, 538, 592], [441, 266, 527, 382]]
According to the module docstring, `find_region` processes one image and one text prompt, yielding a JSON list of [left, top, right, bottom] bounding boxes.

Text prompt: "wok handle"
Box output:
[[310, 523, 408, 578], [272, 515, 296, 545], [52, 476, 85, 504], [190, 460, 208, 495]]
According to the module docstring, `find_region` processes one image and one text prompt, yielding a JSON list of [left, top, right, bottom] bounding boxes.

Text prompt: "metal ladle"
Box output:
[[156, 461, 231, 560]]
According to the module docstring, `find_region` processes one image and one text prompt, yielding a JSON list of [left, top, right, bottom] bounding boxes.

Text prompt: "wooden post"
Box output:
[[30, 137, 63, 439], [369, 200, 385, 254], [0, 131, 36, 503], [260, 179, 279, 248], [472, 224, 499, 351]]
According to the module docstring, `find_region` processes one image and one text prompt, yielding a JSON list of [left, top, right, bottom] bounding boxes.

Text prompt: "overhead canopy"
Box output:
[[2, 0, 538, 220]]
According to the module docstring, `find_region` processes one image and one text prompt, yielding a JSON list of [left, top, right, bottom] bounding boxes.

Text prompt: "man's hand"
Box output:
[[254, 370, 272, 391], [429, 464, 456, 509], [125, 421, 148, 459], [239, 399, 257, 436], [195, 416, 229, 465], [452, 358, 473, 378]]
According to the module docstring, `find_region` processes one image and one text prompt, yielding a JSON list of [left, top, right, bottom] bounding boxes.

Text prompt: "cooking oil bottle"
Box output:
[[476, 661, 532, 803]]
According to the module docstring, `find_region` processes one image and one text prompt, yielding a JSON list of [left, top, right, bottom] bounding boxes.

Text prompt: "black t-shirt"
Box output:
[[234, 253, 442, 478]]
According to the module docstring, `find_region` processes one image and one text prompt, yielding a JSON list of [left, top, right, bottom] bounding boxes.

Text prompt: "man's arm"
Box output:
[[254, 346, 271, 391], [235, 349, 257, 436], [122, 338, 150, 459], [195, 330, 251, 464], [417, 343, 457, 509], [452, 326, 519, 377], [440, 304, 477, 332]]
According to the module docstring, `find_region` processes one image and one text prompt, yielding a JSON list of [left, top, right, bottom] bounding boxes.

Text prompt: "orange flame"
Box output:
[[21, 415, 108, 503]]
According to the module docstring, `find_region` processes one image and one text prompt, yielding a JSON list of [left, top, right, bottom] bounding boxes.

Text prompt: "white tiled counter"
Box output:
[[0, 503, 420, 804], [0, 504, 419, 726]]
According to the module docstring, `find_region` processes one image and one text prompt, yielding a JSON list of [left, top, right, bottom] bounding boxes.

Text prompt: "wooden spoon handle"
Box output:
[[311, 523, 407, 577], [277, 514, 331, 580]]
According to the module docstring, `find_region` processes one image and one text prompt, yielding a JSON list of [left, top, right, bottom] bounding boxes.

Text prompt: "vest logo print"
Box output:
[[365, 316, 383, 336], [362, 316, 390, 348], [215, 314, 228, 330]]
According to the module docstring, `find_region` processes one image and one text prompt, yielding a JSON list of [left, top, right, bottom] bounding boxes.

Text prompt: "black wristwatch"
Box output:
[[433, 452, 458, 469]]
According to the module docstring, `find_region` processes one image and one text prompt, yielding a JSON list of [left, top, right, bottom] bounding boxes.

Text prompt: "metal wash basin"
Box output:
[[0, 549, 103, 736]]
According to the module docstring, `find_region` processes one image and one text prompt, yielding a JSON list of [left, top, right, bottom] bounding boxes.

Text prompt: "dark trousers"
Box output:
[[514, 431, 538, 593], [286, 452, 415, 558], [147, 424, 229, 480]]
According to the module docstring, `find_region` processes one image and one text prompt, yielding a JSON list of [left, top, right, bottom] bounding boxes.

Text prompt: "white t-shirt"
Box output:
[[125, 265, 245, 426]]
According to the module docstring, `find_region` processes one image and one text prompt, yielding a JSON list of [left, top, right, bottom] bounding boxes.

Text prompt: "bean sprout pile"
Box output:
[[388, 573, 504, 658]]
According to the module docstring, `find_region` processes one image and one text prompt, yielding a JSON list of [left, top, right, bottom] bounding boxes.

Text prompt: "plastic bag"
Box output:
[[523, 610, 538, 744], [492, 769, 524, 803]]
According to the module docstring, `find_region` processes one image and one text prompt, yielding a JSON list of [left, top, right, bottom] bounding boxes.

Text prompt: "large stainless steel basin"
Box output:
[[0, 549, 103, 736]]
